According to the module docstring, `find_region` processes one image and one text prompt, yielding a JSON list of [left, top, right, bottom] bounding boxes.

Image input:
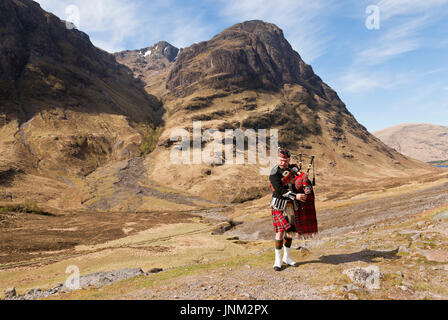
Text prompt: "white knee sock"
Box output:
[[273, 248, 283, 268], [282, 246, 296, 265]]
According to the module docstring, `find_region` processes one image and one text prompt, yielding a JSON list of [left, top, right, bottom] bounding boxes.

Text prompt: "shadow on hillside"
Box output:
[[297, 248, 400, 266]]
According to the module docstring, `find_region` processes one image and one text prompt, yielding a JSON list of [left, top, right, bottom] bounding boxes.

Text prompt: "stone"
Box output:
[[348, 293, 359, 300], [4, 287, 16, 299], [398, 245, 410, 254], [402, 280, 412, 287], [418, 249, 448, 263], [343, 266, 382, 290], [340, 284, 361, 292], [411, 233, 421, 241], [432, 211, 448, 221], [296, 246, 310, 252], [146, 268, 163, 275]]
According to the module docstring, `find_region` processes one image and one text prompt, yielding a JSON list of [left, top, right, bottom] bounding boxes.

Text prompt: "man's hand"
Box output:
[[296, 194, 307, 202]]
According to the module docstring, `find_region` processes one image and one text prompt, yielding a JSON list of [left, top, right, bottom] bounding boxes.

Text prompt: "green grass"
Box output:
[[51, 248, 273, 300], [0, 201, 53, 216], [140, 123, 163, 156]]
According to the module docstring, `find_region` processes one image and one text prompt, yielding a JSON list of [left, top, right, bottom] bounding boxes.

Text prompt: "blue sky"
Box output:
[[35, 0, 448, 132]]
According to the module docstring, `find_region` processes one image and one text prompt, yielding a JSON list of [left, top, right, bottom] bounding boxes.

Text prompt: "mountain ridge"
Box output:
[[373, 123, 448, 163]]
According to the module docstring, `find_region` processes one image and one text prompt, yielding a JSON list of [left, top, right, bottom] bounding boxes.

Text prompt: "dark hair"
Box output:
[[278, 148, 291, 158]]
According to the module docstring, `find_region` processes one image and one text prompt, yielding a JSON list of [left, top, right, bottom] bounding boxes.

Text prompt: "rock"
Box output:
[[340, 284, 361, 292], [418, 249, 448, 263], [399, 285, 409, 291], [411, 233, 421, 241], [432, 211, 448, 221], [323, 285, 337, 291], [4, 287, 16, 299], [226, 236, 239, 241], [146, 268, 163, 275], [296, 246, 310, 252], [348, 293, 359, 300], [396, 271, 404, 278], [398, 245, 410, 254], [27, 288, 41, 295], [63, 268, 145, 291], [343, 266, 382, 290], [402, 280, 412, 287]]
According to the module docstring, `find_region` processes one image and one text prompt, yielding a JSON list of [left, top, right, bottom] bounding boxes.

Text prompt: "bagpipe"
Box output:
[[270, 152, 316, 192], [294, 153, 315, 194]]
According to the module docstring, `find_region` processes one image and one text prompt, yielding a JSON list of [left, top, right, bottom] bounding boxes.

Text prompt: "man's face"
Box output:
[[278, 156, 290, 169]]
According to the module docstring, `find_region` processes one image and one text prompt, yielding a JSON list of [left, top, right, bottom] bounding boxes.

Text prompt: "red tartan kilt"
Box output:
[[272, 209, 297, 233]]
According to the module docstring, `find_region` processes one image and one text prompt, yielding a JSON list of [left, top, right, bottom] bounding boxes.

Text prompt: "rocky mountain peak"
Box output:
[[166, 20, 338, 104]]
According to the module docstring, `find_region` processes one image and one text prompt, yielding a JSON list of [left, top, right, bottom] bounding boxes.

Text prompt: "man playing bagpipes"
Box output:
[[269, 148, 318, 271]]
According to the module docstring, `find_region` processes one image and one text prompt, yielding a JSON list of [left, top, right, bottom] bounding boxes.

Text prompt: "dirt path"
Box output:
[[226, 182, 448, 240], [85, 157, 218, 211]]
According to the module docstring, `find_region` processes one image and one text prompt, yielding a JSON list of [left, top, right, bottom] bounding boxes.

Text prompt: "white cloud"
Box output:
[[354, 1, 448, 66], [36, 0, 143, 52], [218, 0, 339, 63], [377, 0, 448, 20], [35, 0, 215, 53], [337, 67, 448, 94], [338, 69, 411, 93]]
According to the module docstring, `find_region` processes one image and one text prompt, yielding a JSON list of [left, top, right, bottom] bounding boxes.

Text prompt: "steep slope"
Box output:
[[114, 41, 180, 97], [373, 123, 448, 163], [114, 20, 437, 203], [0, 0, 161, 207]]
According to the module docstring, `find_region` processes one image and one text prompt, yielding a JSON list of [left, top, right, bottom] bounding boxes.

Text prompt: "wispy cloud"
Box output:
[[36, 0, 143, 52], [338, 66, 448, 94], [338, 69, 412, 93], [355, 1, 448, 65], [218, 0, 338, 63], [377, 0, 448, 20], [338, 0, 448, 94], [35, 0, 217, 52]]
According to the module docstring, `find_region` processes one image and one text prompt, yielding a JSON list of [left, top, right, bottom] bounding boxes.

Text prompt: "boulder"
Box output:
[[4, 287, 16, 299], [343, 265, 382, 290], [433, 211, 448, 221]]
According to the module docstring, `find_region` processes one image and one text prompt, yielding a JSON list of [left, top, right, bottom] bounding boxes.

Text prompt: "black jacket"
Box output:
[[269, 164, 299, 201]]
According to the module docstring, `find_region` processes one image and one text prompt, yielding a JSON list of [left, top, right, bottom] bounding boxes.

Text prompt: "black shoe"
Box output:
[[283, 260, 299, 267], [274, 266, 282, 272]]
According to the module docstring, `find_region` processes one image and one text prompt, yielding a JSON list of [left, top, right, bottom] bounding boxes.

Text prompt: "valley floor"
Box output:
[[1, 177, 448, 300]]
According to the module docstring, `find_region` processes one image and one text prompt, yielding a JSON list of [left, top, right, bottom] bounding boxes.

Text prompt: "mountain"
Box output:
[[0, 3, 440, 210], [114, 41, 180, 97], [0, 0, 161, 208], [111, 20, 437, 204], [373, 123, 448, 163]]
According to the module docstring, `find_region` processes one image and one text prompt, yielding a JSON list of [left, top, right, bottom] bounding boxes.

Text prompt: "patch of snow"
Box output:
[[144, 50, 152, 57], [174, 49, 181, 61]]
